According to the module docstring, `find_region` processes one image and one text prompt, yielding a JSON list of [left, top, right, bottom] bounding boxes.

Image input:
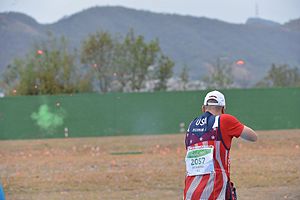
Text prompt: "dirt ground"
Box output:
[[0, 129, 299, 200]]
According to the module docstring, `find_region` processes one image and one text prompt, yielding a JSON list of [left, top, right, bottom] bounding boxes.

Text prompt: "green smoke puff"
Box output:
[[31, 104, 65, 131]]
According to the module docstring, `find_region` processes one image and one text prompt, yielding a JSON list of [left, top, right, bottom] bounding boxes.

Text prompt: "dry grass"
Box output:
[[0, 130, 300, 200]]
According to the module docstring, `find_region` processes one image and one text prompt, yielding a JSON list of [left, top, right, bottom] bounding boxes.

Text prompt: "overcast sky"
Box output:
[[0, 0, 299, 24]]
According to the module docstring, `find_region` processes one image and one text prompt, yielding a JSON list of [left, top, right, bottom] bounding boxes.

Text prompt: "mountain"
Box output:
[[0, 12, 45, 70], [283, 18, 300, 32], [1, 6, 300, 85], [246, 17, 281, 27]]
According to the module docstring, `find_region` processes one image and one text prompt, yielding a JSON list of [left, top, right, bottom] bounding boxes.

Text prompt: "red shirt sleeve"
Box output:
[[220, 114, 244, 148]]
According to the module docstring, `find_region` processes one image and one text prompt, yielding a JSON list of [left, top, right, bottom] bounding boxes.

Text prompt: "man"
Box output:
[[184, 90, 257, 200]]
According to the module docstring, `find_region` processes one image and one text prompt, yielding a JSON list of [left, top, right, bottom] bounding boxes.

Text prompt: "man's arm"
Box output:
[[240, 125, 257, 142]]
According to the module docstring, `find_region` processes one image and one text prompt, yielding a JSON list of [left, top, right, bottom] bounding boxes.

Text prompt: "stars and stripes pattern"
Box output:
[[184, 113, 231, 200]]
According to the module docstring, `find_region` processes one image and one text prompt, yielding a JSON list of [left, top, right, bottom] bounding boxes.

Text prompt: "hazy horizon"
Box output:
[[0, 0, 299, 24]]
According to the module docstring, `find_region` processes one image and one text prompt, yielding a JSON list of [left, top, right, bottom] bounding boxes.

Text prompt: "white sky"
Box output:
[[0, 0, 299, 24]]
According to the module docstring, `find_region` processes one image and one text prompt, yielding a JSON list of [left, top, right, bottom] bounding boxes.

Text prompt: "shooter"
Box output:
[[183, 90, 257, 200]]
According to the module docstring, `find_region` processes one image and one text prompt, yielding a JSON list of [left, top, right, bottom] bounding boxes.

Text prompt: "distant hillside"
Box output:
[[0, 12, 45, 71], [283, 18, 300, 32], [246, 17, 281, 27], [1, 6, 300, 85]]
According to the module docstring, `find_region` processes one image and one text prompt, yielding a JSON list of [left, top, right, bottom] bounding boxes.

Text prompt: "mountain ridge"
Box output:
[[1, 6, 300, 85]]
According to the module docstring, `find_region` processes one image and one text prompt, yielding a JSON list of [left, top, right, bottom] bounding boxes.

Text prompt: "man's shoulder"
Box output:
[[220, 114, 240, 124], [220, 113, 244, 139]]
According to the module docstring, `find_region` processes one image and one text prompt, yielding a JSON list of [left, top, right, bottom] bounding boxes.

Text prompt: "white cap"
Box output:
[[203, 90, 226, 107]]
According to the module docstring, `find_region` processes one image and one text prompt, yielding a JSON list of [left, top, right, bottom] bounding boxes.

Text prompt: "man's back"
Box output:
[[184, 112, 242, 199], [183, 90, 257, 200]]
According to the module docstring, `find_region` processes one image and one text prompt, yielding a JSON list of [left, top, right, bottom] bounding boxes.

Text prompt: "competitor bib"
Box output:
[[185, 146, 215, 176]]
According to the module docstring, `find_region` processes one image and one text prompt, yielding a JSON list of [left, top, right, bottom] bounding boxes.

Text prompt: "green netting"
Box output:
[[0, 88, 299, 140]]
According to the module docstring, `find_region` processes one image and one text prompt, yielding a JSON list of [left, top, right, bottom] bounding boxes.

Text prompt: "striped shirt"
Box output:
[[184, 112, 243, 200]]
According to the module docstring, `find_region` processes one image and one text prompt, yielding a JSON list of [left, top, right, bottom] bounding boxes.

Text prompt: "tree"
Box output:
[[1, 64, 19, 94], [179, 65, 189, 90], [2, 36, 92, 95], [256, 64, 300, 88], [81, 29, 174, 92], [203, 58, 234, 89], [154, 55, 174, 91], [2, 30, 175, 95], [119, 30, 161, 91], [118, 30, 174, 92], [81, 31, 115, 93]]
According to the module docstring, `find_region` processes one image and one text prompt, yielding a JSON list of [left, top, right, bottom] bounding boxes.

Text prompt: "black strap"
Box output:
[[217, 115, 230, 150], [226, 181, 237, 200]]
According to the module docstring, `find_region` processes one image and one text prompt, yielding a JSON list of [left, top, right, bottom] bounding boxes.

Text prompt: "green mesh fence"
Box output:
[[0, 88, 299, 140]]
